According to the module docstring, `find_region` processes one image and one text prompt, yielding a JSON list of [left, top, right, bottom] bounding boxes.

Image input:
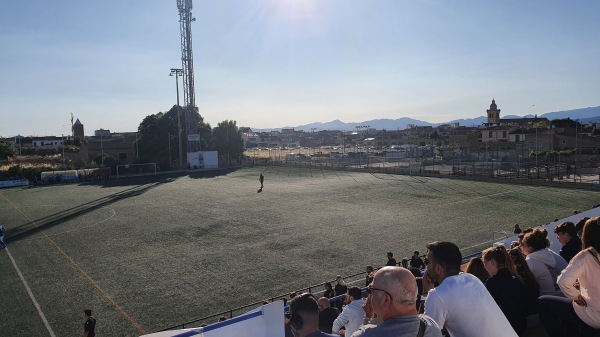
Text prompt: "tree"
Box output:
[[137, 105, 211, 169], [212, 120, 245, 164], [0, 142, 18, 160]]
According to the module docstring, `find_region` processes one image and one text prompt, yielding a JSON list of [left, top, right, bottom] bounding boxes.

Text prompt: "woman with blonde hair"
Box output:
[[483, 245, 528, 334], [538, 217, 600, 336]]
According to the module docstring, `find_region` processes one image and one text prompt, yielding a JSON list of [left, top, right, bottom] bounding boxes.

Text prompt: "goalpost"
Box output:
[[116, 163, 157, 179]]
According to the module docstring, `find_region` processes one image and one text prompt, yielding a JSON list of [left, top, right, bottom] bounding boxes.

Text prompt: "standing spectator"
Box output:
[[317, 297, 340, 334], [520, 229, 568, 295], [259, 173, 264, 188], [554, 222, 582, 262], [538, 217, 600, 336], [422, 241, 518, 337], [386, 252, 397, 266], [332, 286, 364, 337], [482, 245, 529, 335], [0, 223, 5, 249], [288, 293, 337, 337], [334, 276, 348, 311], [323, 282, 335, 300], [365, 266, 374, 287], [513, 224, 522, 234], [464, 257, 489, 284], [84, 309, 96, 337], [352, 266, 443, 337]]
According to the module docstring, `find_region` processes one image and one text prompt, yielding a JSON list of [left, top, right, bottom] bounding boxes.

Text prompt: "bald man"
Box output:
[[317, 297, 340, 334], [352, 266, 443, 337]]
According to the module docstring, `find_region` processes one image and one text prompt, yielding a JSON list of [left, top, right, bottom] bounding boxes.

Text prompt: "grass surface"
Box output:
[[1, 167, 599, 336]]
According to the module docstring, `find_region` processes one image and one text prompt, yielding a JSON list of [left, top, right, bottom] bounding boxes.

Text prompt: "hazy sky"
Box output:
[[1, 0, 599, 137]]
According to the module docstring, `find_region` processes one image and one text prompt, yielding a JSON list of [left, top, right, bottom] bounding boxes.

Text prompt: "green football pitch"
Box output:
[[1, 167, 599, 336]]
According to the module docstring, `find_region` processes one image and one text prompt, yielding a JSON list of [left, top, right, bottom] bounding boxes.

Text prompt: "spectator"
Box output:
[[482, 245, 529, 335], [514, 223, 522, 234], [332, 286, 364, 337], [334, 276, 348, 311], [508, 247, 540, 316], [520, 229, 568, 295], [410, 251, 426, 270], [324, 282, 335, 300], [83, 309, 96, 337], [464, 257, 489, 284], [575, 216, 590, 238], [575, 217, 590, 238], [290, 291, 298, 300], [353, 266, 443, 337], [317, 297, 340, 334], [365, 266, 374, 287], [554, 222, 582, 262], [288, 293, 337, 337], [386, 252, 397, 266], [422, 241, 518, 337], [538, 217, 600, 337]]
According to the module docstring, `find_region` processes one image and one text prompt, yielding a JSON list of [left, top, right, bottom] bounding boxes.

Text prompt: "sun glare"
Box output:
[[264, 0, 319, 23]]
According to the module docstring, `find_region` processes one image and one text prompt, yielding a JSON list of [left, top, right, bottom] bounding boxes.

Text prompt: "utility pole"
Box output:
[[170, 68, 184, 170]]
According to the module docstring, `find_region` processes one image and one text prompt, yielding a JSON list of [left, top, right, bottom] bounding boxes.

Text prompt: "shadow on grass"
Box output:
[[6, 178, 172, 243], [187, 167, 241, 179]]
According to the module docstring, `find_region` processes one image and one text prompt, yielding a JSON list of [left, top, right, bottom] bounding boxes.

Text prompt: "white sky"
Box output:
[[1, 0, 599, 136]]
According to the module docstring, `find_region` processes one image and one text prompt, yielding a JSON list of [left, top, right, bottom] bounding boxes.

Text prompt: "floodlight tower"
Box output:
[[177, 0, 200, 157]]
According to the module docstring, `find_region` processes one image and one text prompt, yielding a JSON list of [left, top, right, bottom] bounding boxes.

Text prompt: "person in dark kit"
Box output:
[[0, 224, 6, 249], [260, 173, 264, 188], [84, 309, 96, 337], [513, 224, 522, 234]]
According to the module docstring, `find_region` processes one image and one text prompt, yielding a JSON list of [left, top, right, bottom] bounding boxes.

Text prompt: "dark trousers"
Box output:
[[538, 295, 599, 337]]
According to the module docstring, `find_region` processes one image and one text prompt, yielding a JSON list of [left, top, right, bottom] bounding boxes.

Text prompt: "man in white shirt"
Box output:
[[422, 241, 518, 337], [332, 286, 364, 337]]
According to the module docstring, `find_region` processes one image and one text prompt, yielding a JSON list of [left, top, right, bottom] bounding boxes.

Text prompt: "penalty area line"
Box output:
[[6, 247, 57, 337]]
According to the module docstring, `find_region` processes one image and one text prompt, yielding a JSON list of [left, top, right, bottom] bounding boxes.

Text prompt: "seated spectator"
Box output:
[[334, 276, 348, 311], [464, 257, 489, 284], [538, 217, 600, 337], [410, 251, 426, 270], [400, 258, 409, 269], [324, 282, 335, 300], [288, 293, 337, 337], [422, 241, 518, 337], [482, 245, 529, 335], [520, 229, 568, 296], [575, 217, 590, 238], [365, 266, 374, 287], [317, 297, 340, 334], [554, 222, 582, 263], [353, 266, 443, 337], [508, 247, 540, 316], [514, 223, 522, 234], [332, 286, 364, 337], [386, 252, 397, 266]]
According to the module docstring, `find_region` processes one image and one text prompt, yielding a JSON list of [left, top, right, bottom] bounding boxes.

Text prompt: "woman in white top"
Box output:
[[520, 229, 567, 296], [538, 217, 600, 337]]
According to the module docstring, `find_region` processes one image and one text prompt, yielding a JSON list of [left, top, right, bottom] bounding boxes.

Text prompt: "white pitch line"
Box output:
[[5, 247, 56, 337]]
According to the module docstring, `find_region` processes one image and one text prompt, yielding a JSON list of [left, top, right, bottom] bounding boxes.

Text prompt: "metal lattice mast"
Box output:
[[177, 0, 199, 152]]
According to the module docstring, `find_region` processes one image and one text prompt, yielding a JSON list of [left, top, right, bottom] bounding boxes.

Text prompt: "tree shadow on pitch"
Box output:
[[5, 179, 171, 243]]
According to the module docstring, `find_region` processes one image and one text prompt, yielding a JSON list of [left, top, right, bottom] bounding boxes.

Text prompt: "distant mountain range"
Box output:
[[251, 105, 600, 132]]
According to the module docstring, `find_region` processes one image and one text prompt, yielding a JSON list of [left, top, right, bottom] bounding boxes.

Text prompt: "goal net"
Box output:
[[116, 163, 157, 179]]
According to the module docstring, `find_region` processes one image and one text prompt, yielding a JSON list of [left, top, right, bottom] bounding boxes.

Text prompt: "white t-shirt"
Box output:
[[424, 273, 518, 337]]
